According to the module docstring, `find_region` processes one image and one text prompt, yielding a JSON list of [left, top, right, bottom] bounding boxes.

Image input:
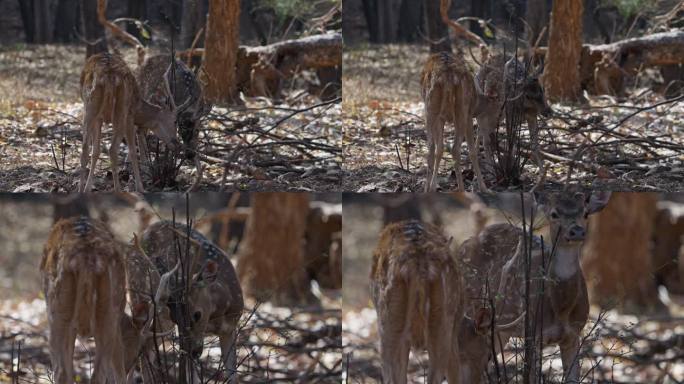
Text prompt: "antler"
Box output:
[[97, 0, 146, 66], [440, 0, 487, 49], [162, 63, 195, 112]]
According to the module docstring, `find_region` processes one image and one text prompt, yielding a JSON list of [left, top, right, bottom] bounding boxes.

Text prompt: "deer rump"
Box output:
[[80, 54, 137, 125], [421, 54, 476, 125], [43, 221, 125, 337], [373, 224, 461, 349]]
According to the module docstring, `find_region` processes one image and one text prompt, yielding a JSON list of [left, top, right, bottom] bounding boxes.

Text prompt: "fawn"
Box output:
[[133, 220, 244, 383], [41, 217, 174, 384], [457, 191, 611, 383], [79, 52, 180, 192], [476, 54, 551, 174], [421, 52, 492, 193], [370, 220, 464, 383], [137, 55, 210, 191]]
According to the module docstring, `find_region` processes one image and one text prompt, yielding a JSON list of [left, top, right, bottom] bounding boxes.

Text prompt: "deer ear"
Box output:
[[586, 191, 611, 215]]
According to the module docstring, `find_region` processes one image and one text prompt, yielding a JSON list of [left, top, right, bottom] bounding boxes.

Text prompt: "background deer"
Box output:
[[476, 54, 552, 175], [134, 220, 244, 383], [457, 191, 611, 383], [370, 219, 463, 383], [137, 55, 209, 191], [79, 52, 179, 192], [420, 52, 491, 193], [41, 217, 174, 383]]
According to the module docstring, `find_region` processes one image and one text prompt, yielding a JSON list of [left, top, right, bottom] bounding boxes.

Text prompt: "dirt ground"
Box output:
[[0, 45, 342, 193], [342, 44, 684, 193], [0, 196, 342, 382], [342, 195, 684, 383]]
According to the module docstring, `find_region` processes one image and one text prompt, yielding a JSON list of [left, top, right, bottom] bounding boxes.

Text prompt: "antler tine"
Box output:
[[162, 63, 177, 109], [155, 259, 180, 306], [440, 0, 487, 50]]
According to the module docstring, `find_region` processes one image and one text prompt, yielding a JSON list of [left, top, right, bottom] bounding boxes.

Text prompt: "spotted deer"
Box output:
[[476, 54, 551, 175], [79, 52, 180, 192], [41, 217, 175, 384], [370, 220, 464, 383], [420, 52, 492, 193], [137, 55, 210, 191], [457, 191, 611, 383], [134, 220, 244, 383]]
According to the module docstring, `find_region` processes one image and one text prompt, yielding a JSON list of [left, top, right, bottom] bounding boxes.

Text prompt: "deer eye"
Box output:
[[193, 311, 202, 323]]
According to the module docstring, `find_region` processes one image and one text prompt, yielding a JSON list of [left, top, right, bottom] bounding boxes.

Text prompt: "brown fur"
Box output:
[[370, 220, 464, 384], [79, 53, 179, 193], [456, 192, 610, 383], [41, 217, 127, 384], [420, 52, 489, 192]]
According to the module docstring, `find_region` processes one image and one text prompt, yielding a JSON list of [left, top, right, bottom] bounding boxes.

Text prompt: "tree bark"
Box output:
[[80, 0, 108, 58], [525, 0, 548, 46], [424, 0, 450, 53], [33, 0, 54, 43], [236, 193, 313, 306], [18, 0, 36, 43], [202, 0, 240, 103], [543, 0, 583, 102], [581, 193, 667, 315], [180, 0, 207, 49], [54, 0, 79, 42], [361, 0, 380, 43]]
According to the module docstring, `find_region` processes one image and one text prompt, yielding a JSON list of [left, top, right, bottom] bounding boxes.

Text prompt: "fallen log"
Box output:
[[535, 31, 684, 95], [237, 32, 342, 98]]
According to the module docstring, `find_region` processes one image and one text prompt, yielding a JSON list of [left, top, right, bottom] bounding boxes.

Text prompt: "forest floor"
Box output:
[[342, 200, 684, 383], [0, 198, 342, 383], [0, 44, 342, 193], [342, 44, 684, 193]]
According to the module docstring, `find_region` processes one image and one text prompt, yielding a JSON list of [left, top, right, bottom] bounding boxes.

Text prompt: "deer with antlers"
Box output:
[[41, 217, 175, 384], [457, 191, 611, 383], [137, 55, 210, 191], [133, 220, 244, 383], [370, 220, 464, 383], [476, 54, 552, 176], [78, 52, 181, 192]]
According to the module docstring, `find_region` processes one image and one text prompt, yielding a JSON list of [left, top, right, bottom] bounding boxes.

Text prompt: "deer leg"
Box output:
[[109, 130, 122, 193], [560, 336, 581, 383], [79, 128, 91, 193], [451, 128, 464, 191], [477, 115, 496, 173], [427, 316, 452, 384], [47, 274, 77, 384], [527, 116, 544, 173], [93, 276, 126, 384], [125, 119, 146, 192], [431, 123, 445, 192], [379, 288, 410, 384], [425, 112, 436, 192], [84, 118, 103, 192], [187, 156, 203, 192], [465, 117, 490, 193], [219, 330, 238, 384]]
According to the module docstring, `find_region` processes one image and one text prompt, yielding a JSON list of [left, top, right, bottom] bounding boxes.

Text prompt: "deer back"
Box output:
[[41, 217, 126, 336], [420, 52, 479, 124], [370, 220, 463, 348], [139, 221, 244, 327], [80, 52, 140, 124], [138, 55, 208, 148]]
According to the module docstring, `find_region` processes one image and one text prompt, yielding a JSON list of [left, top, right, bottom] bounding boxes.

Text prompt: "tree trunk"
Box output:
[[424, 0, 450, 53], [54, 0, 80, 43], [236, 193, 313, 306], [525, 0, 547, 46], [33, 0, 54, 43], [18, 0, 36, 43], [397, 0, 422, 43], [202, 0, 240, 103], [80, 0, 108, 58], [543, 0, 583, 102], [126, 0, 147, 41], [361, 0, 380, 43], [180, 0, 207, 49], [581, 193, 667, 315]]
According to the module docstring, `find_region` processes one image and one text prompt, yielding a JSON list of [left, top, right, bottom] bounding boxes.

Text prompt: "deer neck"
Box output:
[[548, 245, 582, 281], [134, 100, 160, 131]]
